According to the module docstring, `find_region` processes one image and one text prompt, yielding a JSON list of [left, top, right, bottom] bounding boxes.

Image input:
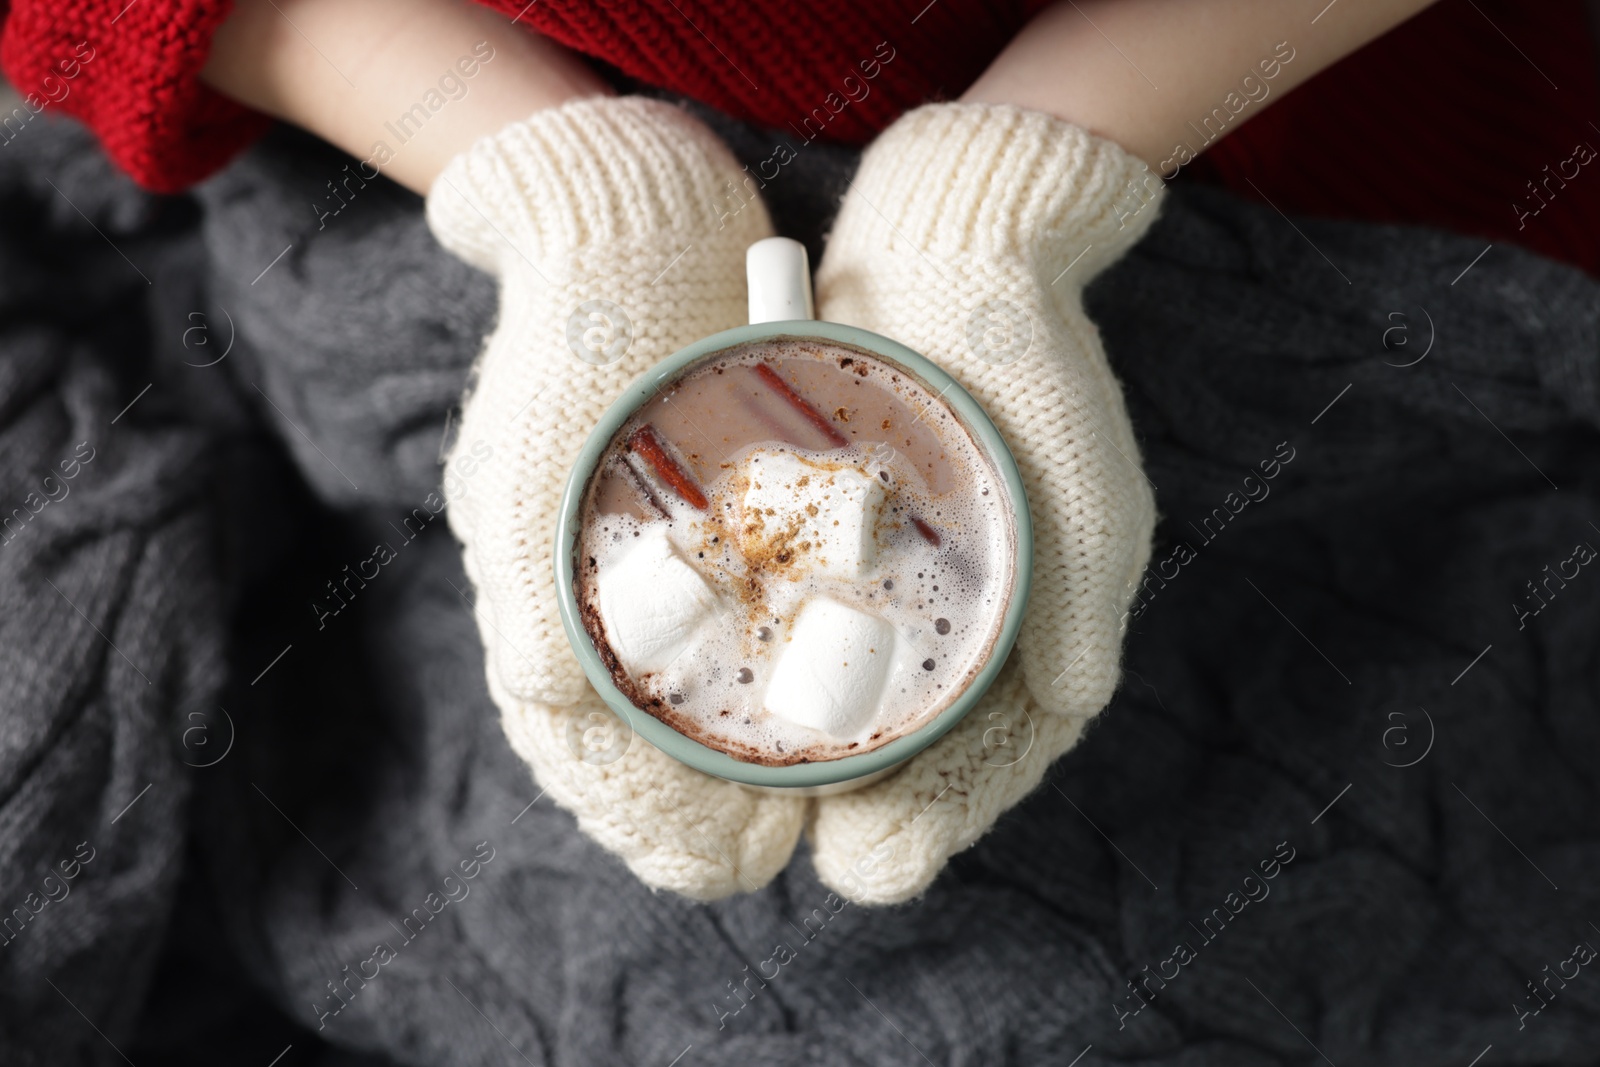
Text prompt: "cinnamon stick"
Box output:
[[752, 363, 850, 449], [626, 425, 708, 510]]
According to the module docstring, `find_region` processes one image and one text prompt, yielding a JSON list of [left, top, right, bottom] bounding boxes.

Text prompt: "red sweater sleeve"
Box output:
[[0, 0, 272, 193]]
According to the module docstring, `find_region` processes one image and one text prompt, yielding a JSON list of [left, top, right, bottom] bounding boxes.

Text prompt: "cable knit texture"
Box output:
[[427, 97, 806, 899], [810, 102, 1162, 902]]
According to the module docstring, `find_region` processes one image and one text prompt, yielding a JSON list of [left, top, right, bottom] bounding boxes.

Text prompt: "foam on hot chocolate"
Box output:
[[575, 339, 1014, 766]]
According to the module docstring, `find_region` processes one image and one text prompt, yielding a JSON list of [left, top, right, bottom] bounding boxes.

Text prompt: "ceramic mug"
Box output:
[[554, 238, 1033, 791]]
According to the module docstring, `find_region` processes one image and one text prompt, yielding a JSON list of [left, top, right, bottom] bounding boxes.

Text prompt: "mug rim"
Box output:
[[554, 319, 1034, 788]]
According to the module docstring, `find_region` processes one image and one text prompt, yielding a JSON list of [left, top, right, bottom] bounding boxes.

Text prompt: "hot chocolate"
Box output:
[[574, 337, 1016, 766]]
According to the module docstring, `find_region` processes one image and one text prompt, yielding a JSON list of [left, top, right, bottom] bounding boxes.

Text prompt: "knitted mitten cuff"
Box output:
[[824, 101, 1164, 288], [427, 95, 759, 276]]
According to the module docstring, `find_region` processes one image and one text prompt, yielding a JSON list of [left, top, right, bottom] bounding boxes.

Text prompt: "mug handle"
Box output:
[[746, 237, 815, 324]]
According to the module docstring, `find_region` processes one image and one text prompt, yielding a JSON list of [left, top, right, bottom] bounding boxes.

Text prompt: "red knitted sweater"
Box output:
[[3, 0, 1598, 275]]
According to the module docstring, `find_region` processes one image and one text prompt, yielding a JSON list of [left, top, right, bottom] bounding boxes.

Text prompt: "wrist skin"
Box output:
[[962, 0, 1436, 172], [201, 0, 609, 194]]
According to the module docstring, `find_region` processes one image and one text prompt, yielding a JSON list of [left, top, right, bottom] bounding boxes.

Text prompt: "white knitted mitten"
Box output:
[[808, 102, 1163, 903], [427, 98, 806, 899]]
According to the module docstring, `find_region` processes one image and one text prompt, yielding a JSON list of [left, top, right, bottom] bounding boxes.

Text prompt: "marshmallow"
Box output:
[[764, 598, 896, 738], [740, 451, 886, 579], [596, 528, 720, 674]]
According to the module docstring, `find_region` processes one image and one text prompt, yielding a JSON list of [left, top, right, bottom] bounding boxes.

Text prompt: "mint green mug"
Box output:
[[554, 239, 1033, 790]]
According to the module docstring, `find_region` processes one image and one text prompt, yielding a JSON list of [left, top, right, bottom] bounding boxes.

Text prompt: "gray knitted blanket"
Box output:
[[4, 106, 1600, 1067]]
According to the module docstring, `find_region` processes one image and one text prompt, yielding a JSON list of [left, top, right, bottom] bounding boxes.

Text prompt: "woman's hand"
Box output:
[[798, 0, 1438, 905], [425, 97, 810, 899], [809, 101, 1162, 903]]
